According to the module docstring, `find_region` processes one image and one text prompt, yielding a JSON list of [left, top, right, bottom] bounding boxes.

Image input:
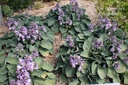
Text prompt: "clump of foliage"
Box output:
[[0, 0, 33, 11], [97, 0, 128, 33], [55, 13, 128, 85], [45, 0, 91, 37], [0, 15, 56, 85], [1, 5, 14, 17]]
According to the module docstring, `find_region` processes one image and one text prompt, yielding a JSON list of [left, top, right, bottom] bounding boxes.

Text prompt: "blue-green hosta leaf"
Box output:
[[91, 62, 98, 74], [76, 70, 84, 77], [29, 45, 36, 52], [34, 57, 43, 69], [124, 70, 128, 84], [80, 51, 90, 58], [47, 73, 56, 79], [84, 31, 92, 37], [6, 57, 18, 65], [121, 45, 127, 52], [47, 18, 55, 26], [0, 75, 7, 83], [69, 79, 79, 85], [107, 67, 117, 78], [42, 62, 54, 71], [65, 66, 75, 77], [60, 27, 68, 33], [83, 40, 91, 51], [115, 61, 126, 73], [59, 74, 67, 83], [34, 79, 44, 85], [75, 26, 82, 32], [7, 64, 16, 76], [32, 70, 47, 78], [44, 79, 56, 85], [39, 48, 49, 57], [97, 66, 107, 79], [40, 40, 52, 49], [113, 75, 120, 83], [78, 34, 85, 39]]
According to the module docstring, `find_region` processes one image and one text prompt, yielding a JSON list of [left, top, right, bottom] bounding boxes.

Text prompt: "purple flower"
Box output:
[[32, 49, 39, 58], [113, 62, 120, 70], [66, 35, 74, 47], [66, 18, 72, 25], [10, 80, 16, 85], [69, 55, 84, 71], [16, 43, 24, 52], [93, 38, 103, 49], [112, 53, 118, 59], [123, 58, 128, 64], [39, 26, 47, 32], [53, 3, 60, 11], [29, 22, 38, 30], [112, 22, 117, 31], [110, 36, 117, 43], [88, 23, 95, 32], [20, 26, 28, 36], [70, 0, 78, 5]]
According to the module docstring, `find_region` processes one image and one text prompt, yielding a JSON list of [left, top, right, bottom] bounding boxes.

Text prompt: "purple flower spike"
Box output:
[[93, 38, 103, 49], [16, 43, 24, 52], [69, 55, 84, 71], [112, 53, 118, 59], [66, 35, 75, 47], [66, 18, 72, 25]]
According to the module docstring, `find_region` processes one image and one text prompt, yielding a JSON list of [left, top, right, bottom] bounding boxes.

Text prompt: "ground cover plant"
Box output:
[[0, 0, 128, 85], [0, 15, 56, 85]]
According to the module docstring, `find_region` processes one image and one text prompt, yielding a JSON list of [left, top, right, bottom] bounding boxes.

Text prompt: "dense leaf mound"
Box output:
[[0, 0, 128, 85]]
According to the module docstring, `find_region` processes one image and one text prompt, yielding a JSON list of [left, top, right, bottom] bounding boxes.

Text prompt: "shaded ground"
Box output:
[[0, 0, 98, 85]]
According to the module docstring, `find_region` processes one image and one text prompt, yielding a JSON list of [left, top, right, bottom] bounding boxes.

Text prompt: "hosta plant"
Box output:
[[55, 16, 128, 84], [0, 15, 56, 85], [45, 0, 91, 37]]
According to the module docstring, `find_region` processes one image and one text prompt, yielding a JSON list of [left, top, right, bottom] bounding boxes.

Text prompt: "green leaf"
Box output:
[[0, 75, 7, 83], [7, 64, 16, 76], [65, 66, 75, 77], [83, 40, 91, 51], [80, 51, 90, 58], [6, 57, 18, 65], [59, 74, 67, 83], [44, 79, 56, 85], [75, 26, 82, 32], [34, 79, 44, 85], [69, 79, 79, 85], [76, 70, 83, 77], [78, 34, 85, 39], [47, 73, 56, 79], [91, 62, 98, 74], [113, 75, 120, 83], [60, 27, 68, 33], [39, 48, 50, 57], [107, 67, 117, 78], [34, 57, 43, 69], [32, 70, 47, 78], [40, 40, 52, 49], [84, 31, 92, 36], [48, 18, 55, 26], [124, 71, 128, 84], [29, 45, 36, 52], [97, 66, 107, 79], [42, 62, 54, 71], [73, 22, 80, 26], [2, 5, 10, 14], [115, 61, 126, 73]]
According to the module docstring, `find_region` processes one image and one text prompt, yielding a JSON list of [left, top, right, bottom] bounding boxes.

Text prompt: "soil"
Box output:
[[0, 0, 98, 85]]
